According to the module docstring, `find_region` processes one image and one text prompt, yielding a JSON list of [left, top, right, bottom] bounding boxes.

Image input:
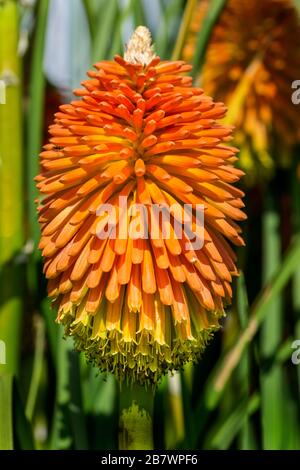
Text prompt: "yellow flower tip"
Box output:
[[60, 303, 219, 385], [38, 25, 245, 385]]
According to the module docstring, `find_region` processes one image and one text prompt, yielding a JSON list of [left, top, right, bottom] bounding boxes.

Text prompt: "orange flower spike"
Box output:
[[183, 0, 300, 182], [38, 26, 246, 384]]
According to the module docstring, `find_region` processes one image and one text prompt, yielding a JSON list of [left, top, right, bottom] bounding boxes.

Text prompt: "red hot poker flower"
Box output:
[[37, 27, 246, 384]]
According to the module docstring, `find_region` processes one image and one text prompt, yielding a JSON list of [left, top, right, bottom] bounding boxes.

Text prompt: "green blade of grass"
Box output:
[[26, 0, 49, 250], [41, 298, 58, 367], [286, 160, 300, 450], [50, 330, 88, 450], [119, 0, 146, 33], [179, 364, 196, 449], [108, 21, 123, 59], [92, 0, 119, 62], [49, 330, 72, 450], [0, 374, 13, 449], [260, 208, 283, 449], [68, 353, 89, 449], [235, 272, 253, 449], [204, 393, 260, 450], [281, 378, 300, 449], [25, 315, 45, 422], [132, 0, 146, 26], [171, 0, 197, 60], [14, 379, 35, 450], [82, 0, 96, 41], [0, 0, 24, 377], [191, 0, 227, 79], [155, 0, 184, 59], [108, 0, 136, 60], [84, 0, 106, 17], [81, 361, 117, 450], [293, 265, 300, 396], [292, 164, 300, 399], [191, 233, 300, 447], [154, 376, 167, 449], [209, 234, 300, 407]]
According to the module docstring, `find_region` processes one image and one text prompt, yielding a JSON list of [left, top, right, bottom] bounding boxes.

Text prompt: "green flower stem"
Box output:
[[166, 374, 185, 448], [119, 383, 154, 450], [0, 0, 23, 377]]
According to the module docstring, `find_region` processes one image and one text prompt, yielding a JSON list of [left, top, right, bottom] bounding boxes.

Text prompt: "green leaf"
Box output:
[[92, 0, 119, 62], [179, 365, 196, 449], [191, 233, 300, 448], [41, 298, 59, 367], [153, 376, 167, 449], [25, 315, 46, 421], [292, 166, 300, 398], [13, 380, 35, 450], [26, 0, 49, 249], [108, 24, 123, 58], [132, 0, 146, 27], [260, 208, 283, 449], [82, 0, 96, 40], [191, 0, 227, 79], [210, 233, 300, 406], [0, 0, 24, 377], [155, 0, 184, 59], [82, 365, 118, 450], [204, 394, 260, 449], [281, 379, 300, 450], [50, 331, 88, 450], [171, 0, 197, 60], [236, 272, 253, 449]]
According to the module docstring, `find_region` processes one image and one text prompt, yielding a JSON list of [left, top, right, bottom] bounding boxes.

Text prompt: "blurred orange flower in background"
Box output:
[[37, 27, 245, 384], [183, 0, 300, 183]]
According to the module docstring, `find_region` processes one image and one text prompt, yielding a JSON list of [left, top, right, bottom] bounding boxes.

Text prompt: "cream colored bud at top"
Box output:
[[124, 26, 156, 65]]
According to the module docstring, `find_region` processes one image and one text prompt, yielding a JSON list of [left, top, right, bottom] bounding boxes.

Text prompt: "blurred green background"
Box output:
[[1, 0, 300, 450]]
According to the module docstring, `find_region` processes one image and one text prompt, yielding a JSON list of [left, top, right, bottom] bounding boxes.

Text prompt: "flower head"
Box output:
[[183, 0, 300, 182], [37, 27, 245, 384]]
